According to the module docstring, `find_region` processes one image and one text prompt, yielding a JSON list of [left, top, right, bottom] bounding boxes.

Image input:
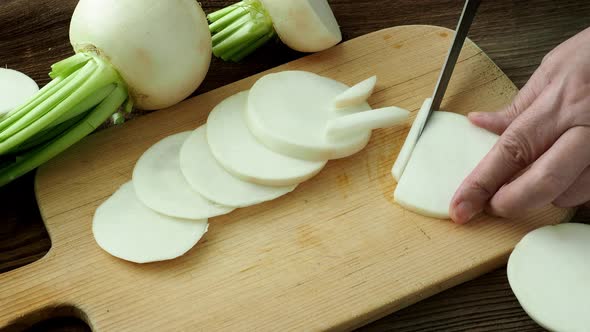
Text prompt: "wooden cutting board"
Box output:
[[0, 25, 573, 331]]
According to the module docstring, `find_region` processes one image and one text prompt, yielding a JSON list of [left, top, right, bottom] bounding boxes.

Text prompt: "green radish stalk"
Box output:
[[0, 0, 212, 187], [208, 0, 342, 62]]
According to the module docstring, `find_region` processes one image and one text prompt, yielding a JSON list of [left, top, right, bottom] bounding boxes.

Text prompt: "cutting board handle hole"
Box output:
[[0, 173, 52, 276], [1, 305, 90, 332]]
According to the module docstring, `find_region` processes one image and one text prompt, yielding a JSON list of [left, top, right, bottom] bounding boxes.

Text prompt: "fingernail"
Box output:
[[454, 201, 476, 224]]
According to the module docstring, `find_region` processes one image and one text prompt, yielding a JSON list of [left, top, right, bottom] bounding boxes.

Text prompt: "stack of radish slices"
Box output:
[[93, 70, 410, 263]]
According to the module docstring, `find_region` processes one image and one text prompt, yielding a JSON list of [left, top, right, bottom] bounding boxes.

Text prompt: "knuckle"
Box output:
[[504, 102, 521, 119], [459, 176, 496, 204], [489, 197, 516, 218], [541, 51, 553, 65], [535, 169, 566, 193], [563, 78, 590, 106], [490, 193, 525, 218], [498, 132, 534, 169], [466, 179, 494, 198]]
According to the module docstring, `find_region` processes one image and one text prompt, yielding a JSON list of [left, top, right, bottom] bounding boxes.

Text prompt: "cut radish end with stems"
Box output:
[[246, 71, 372, 161], [207, 91, 327, 186], [393, 111, 498, 219], [132, 131, 235, 219], [333, 76, 377, 109], [326, 106, 410, 141], [92, 182, 209, 264], [207, 0, 341, 62], [0, 68, 39, 117], [507, 223, 590, 332], [391, 98, 432, 181], [260, 0, 342, 52], [0, 0, 211, 187], [180, 125, 297, 208]]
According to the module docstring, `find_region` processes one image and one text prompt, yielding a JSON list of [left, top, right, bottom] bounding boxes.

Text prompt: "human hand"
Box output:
[[450, 27, 590, 224]]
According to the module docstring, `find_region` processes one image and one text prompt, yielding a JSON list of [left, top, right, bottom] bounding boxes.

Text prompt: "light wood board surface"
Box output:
[[0, 25, 573, 332]]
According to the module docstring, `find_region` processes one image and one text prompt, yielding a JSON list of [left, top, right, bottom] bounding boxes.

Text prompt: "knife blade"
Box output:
[[417, 0, 481, 138]]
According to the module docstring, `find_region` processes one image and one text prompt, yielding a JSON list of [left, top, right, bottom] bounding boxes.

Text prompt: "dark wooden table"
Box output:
[[1, 0, 589, 331]]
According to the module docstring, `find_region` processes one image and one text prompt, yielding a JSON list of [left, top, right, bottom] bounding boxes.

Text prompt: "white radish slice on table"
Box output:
[[393, 111, 498, 219], [333, 76, 377, 109], [246, 71, 373, 161], [92, 182, 209, 264], [180, 125, 297, 207], [391, 98, 433, 181], [132, 131, 235, 219], [260, 0, 342, 53], [507, 223, 590, 332], [0, 68, 39, 116], [207, 91, 327, 186], [326, 106, 410, 141]]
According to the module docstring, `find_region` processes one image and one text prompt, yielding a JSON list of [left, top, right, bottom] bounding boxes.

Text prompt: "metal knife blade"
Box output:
[[417, 0, 481, 138]]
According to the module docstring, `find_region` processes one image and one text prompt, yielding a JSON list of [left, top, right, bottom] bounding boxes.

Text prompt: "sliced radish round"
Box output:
[[392, 98, 432, 182], [246, 71, 372, 161], [326, 106, 409, 141], [92, 182, 208, 263], [0, 68, 39, 116], [333, 76, 377, 109], [133, 131, 234, 219], [393, 111, 498, 219], [260, 0, 342, 53], [507, 223, 590, 332], [180, 125, 297, 207], [207, 91, 327, 186]]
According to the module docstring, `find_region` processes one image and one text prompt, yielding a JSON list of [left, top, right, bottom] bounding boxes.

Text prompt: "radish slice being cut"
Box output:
[[260, 0, 342, 53], [0, 68, 39, 116], [393, 111, 498, 219], [207, 91, 327, 186], [391, 98, 432, 181], [180, 125, 297, 207], [92, 182, 208, 264], [246, 71, 372, 161], [133, 131, 234, 219], [326, 106, 409, 141], [507, 223, 590, 332], [333, 76, 377, 109]]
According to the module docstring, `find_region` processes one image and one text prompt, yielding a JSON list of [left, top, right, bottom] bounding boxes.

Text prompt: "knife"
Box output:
[[417, 0, 481, 138]]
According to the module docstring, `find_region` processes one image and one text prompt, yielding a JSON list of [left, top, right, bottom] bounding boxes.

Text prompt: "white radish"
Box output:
[[207, 0, 342, 62], [92, 182, 208, 264], [333, 76, 377, 109], [0, 68, 39, 117], [326, 106, 410, 141], [207, 91, 327, 186], [507, 223, 590, 332], [180, 125, 297, 207], [132, 132, 235, 220], [259, 0, 342, 52], [0, 0, 213, 187], [393, 111, 498, 219], [70, 0, 211, 110], [246, 71, 373, 161], [391, 98, 433, 181]]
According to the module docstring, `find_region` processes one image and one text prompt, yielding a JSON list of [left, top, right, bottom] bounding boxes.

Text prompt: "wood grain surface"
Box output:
[[0, 0, 589, 331]]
